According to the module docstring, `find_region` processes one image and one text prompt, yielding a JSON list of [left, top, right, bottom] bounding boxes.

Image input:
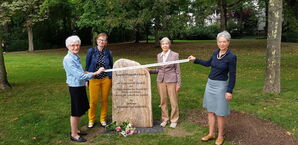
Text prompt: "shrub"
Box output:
[[7, 39, 28, 51], [185, 25, 219, 40], [33, 40, 53, 50], [282, 32, 298, 42]]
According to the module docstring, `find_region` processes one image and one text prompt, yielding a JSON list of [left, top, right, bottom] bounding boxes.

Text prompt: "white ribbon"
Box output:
[[105, 59, 190, 72]]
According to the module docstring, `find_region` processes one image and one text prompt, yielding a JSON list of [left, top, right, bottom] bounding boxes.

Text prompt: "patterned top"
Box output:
[[95, 50, 108, 79]]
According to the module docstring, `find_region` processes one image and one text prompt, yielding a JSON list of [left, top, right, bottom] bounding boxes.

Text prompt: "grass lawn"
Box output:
[[0, 39, 297, 145]]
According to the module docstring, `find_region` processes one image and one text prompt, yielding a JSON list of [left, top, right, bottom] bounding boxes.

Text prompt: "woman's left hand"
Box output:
[[225, 92, 232, 101], [176, 85, 180, 92]]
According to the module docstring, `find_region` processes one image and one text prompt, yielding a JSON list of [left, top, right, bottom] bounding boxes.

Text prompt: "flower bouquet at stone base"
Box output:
[[105, 121, 137, 137]]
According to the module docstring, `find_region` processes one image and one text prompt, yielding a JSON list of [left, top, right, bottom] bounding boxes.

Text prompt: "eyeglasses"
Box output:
[[70, 44, 80, 47], [97, 39, 107, 42]]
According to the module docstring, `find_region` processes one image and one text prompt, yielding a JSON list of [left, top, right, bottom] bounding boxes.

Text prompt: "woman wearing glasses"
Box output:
[[63, 35, 104, 142], [85, 33, 113, 128]]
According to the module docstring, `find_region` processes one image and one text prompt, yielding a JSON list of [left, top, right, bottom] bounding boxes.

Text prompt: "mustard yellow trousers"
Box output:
[[88, 77, 112, 123]]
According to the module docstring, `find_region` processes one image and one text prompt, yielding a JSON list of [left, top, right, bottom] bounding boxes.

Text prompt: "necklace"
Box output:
[[217, 51, 227, 59]]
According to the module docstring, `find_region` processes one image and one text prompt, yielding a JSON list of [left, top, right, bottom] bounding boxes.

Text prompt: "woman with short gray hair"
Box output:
[[149, 37, 181, 129], [160, 37, 171, 45], [216, 31, 231, 41], [188, 31, 237, 145], [63, 35, 104, 142]]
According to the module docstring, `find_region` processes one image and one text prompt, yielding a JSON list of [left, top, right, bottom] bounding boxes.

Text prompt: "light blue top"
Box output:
[[63, 51, 94, 87]]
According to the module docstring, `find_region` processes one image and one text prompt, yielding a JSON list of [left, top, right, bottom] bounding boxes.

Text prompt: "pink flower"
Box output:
[[126, 129, 130, 134], [115, 126, 121, 132], [127, 131, 133, 136]]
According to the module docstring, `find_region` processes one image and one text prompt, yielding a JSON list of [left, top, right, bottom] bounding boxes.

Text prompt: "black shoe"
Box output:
[[70, 131, 88, 136], [78, 131, 88, 136], [70, 136, 87, 142]]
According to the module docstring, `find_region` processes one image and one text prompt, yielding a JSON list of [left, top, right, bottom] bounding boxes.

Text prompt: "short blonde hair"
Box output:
[[65, 35, 81, 47], [96, 33, 108, 40], [160, 37, 171, 45]]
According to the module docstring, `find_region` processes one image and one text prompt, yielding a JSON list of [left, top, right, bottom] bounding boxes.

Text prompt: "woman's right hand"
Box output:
[[188, 55, 196, 61], [94, 67, 105, 75]]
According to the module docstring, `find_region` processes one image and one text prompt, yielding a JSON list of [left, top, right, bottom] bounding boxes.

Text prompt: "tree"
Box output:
[[217, 0, 243, 31], [282, 0, 298, 42], [75, 0, 111, 45], [0, 41, 11, 91], [76, 0, 190, 46], [107, 0, 154, 43], [0, 0, 48, 52], [0, 1, 12, 90], [231, 2, 258, 34], [263, 0, 283, 93], [152, 0, 190, 46], [218, 0, 227, 31], [190, 0, 216, 26], [42, 0, 74, 45]]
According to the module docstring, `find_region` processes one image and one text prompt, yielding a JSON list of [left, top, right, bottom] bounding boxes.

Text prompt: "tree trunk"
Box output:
[[91, 28, 97, 47], [0, 43, 11, 90], [146, 31, 149, 44], [263, 0, 283, 93], [135, 28, 140, 43], [145, 23, 149, 43], [154, 16, 160, 47], [219, 0, 227, 31], [27, 26, 34, 52]]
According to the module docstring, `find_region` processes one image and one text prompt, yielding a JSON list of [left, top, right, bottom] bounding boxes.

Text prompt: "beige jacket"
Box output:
[[149, 50, 181, 87]]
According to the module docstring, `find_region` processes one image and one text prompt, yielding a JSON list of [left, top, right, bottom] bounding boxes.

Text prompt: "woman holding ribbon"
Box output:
[[63, 35, 104, 142], [85, 33, 113, 128], [188, 31, 237, 145], [149, 37, 181, 128]]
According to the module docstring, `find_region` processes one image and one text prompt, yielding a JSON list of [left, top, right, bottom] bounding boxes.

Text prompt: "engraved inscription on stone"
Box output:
[[112, 59, 153, 127]]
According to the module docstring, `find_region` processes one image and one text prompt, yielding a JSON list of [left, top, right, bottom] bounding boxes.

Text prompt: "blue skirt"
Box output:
[[203, 79, 230, 116]]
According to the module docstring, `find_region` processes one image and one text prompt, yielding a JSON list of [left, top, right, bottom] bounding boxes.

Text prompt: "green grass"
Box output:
[[0, 39, 297, 144]]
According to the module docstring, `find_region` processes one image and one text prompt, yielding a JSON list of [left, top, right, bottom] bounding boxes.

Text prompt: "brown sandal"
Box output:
[[201, 135, 215, 141], [215, 137, 224, 145]]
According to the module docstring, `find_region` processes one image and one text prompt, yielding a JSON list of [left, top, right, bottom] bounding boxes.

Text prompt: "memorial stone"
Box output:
[[112, 59, 153, 127]]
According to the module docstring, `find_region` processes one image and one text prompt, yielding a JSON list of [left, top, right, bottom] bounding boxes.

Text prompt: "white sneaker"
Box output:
[[88, 122, 94, 128], [100, 121, 107, 127], [170, 122, 177, 128], [160, 121, 167, 127]]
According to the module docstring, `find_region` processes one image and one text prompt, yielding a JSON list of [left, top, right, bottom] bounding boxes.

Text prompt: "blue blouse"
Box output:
[[63, 51, 94, 87], [194, 49, 237, 93]]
